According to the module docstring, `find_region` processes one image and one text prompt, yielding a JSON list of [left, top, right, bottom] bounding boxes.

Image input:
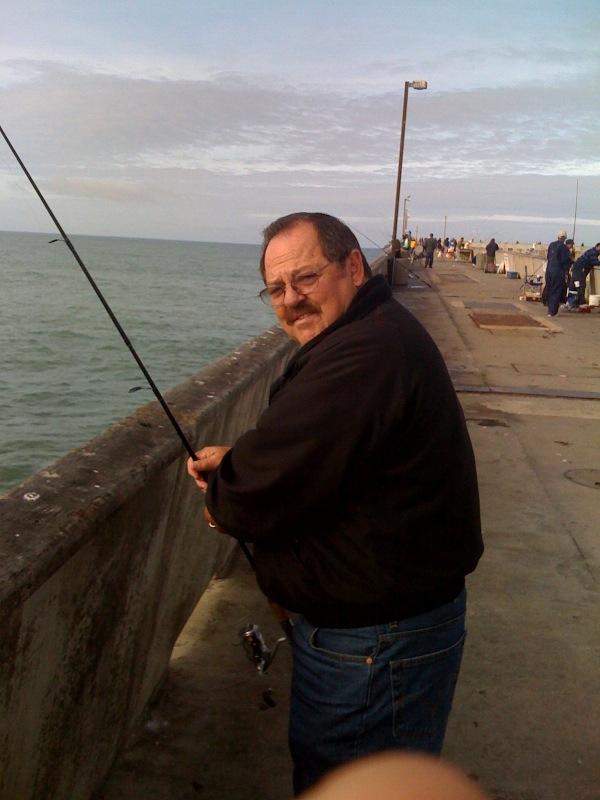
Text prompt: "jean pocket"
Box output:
[[390, 631, 466, 746], [308, 626, 378, 663]]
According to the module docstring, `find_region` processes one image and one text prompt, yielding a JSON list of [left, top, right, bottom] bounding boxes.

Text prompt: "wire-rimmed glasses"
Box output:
[[258, 262, 337, 305]]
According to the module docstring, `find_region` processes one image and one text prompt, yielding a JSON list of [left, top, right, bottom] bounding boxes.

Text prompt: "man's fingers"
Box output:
[[186, 446, 230, 493], [187, 456, 208, 492]]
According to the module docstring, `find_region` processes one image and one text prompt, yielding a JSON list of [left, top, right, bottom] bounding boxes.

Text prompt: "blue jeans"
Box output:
[[289, 589, 466, 796]]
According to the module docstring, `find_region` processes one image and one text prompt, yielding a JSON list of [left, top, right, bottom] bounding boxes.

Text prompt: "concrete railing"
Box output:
[[370, 252, 410, 284], [470, 244, 544, 275], [370, 253, 388, 277], [0, 327, 294, 800], [496, 250, 546, 277]]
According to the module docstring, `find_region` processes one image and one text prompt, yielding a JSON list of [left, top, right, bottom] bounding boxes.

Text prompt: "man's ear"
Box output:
[[347, 249, 366, 287]]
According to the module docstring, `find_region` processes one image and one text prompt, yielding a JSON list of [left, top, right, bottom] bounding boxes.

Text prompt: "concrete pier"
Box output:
[[0, 330, 294, 800], [99, 260, 600, 800]]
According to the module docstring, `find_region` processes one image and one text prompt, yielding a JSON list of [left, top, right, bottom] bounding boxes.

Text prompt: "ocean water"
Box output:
[[0, 231, 278, 495], [0, 230, 378, 495]]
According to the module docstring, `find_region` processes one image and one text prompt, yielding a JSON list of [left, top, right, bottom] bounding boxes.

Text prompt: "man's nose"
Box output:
[[282, 284, 304, 306]]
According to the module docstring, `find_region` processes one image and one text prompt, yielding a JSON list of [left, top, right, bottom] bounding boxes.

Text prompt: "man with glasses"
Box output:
[[188, 212, 482, 796]]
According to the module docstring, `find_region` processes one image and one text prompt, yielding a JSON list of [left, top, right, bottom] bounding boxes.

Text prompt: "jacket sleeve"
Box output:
[[587, 252, 600, 268], [205, 328, 408, 543]]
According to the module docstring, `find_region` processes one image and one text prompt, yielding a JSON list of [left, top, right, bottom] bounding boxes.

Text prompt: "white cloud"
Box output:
[[42, 176, 162, 202], [0, 56, 598, 243]]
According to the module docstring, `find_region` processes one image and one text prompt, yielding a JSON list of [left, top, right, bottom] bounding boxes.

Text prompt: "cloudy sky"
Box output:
[[1, 0, 599, 246]]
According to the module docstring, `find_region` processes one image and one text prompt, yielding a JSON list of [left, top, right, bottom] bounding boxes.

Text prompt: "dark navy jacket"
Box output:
[[547, 240, 571, 274], [573, 247, 600, 276]]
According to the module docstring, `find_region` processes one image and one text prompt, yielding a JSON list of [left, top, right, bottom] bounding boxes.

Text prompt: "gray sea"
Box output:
[[0, 231, 270, 495], [1, 230, 377, 494]]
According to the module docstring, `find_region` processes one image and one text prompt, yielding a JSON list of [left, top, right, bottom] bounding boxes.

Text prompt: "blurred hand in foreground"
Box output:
[[300, 753, 490, 800]]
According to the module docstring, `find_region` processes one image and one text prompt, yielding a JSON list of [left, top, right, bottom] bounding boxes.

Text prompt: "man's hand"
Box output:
[[186, 446, 231, 493]]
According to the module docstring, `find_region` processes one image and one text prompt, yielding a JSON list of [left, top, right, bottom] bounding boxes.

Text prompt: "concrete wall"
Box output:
[[370, 252, 409, 284], [370, 252, 388, 276], [496, 250, 546, 276], [470, 244, 544, 274], [0, 328, 294, 800]]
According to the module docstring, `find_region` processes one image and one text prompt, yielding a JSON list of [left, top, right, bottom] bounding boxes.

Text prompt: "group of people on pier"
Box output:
[[399, 232, 475, 263], [544, 229, 600, 316]]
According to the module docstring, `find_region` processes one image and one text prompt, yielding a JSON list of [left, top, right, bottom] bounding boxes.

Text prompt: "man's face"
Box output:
[[263, 221, 365, 346]]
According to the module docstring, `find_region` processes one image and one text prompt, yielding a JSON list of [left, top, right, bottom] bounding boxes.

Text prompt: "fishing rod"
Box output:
[[1, 123, 195, 461], [1, 122, 292, 666]]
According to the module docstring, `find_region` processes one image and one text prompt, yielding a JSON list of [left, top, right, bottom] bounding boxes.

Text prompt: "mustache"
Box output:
[[282, 300, 319, 324]]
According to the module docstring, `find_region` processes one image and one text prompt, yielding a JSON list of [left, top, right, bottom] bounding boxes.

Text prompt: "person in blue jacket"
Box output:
[[545, 230, 572, 316], [566, 243, 600, 308]]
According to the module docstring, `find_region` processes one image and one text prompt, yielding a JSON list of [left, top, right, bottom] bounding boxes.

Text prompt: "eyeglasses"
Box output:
[[258, 261, 337, 305]]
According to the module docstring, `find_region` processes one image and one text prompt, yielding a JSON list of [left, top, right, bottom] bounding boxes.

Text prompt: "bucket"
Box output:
[[506, 270, 520, 279], [588, 294, 600, 307]]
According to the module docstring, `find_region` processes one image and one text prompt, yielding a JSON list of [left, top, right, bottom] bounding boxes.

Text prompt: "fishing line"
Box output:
[[352, 225, 434, 288], [351, 226, 387, 253], [0, 123, 261, 575]]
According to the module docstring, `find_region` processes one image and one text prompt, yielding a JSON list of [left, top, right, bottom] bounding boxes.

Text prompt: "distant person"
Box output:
[[546, 229, 568, 263], [564, 238, 576, 274], [544, 230, 571, 316], [566, 242, 600, 308], [485, 238, 499, 270], [423, 233, 437, 268]]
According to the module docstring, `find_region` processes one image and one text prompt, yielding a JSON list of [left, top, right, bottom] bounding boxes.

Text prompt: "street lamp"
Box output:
[[391, 80, 428, 255], [402, 195, 411, 237]]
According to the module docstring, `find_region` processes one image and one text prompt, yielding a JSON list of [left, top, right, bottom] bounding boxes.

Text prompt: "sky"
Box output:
[[1, 0, 599, 247]]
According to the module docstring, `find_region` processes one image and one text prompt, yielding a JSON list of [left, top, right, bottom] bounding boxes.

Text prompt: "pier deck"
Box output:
[[100, 260, 600, 800]]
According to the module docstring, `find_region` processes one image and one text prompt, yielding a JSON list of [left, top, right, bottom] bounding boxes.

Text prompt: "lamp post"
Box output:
[[402, 195, 411, 237], [391, 80, 428, 254]]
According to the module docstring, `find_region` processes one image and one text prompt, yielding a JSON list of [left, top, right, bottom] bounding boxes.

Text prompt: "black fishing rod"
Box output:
[[2, 123, 296, 664], [0, 122, 198, 462]]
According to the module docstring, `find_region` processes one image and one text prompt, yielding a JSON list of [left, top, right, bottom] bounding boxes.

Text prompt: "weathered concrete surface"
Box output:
[[99, 556, 294, 800], [402, 264, 600, 800], [101, 260, 600, 800], [0, 328, 294, 800]]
